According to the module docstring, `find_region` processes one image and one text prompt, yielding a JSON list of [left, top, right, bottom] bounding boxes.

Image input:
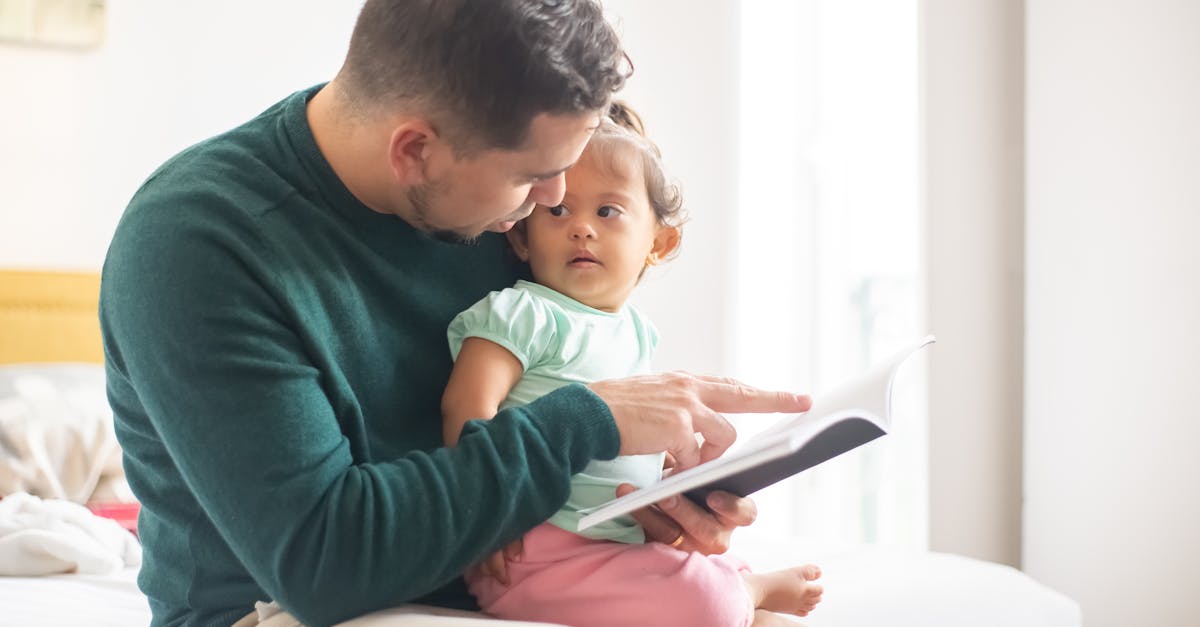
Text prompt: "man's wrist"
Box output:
[[525, 383, 620, 467]]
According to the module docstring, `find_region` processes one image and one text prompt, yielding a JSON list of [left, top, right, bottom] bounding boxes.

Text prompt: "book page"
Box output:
[[577, 335, 935, 531]]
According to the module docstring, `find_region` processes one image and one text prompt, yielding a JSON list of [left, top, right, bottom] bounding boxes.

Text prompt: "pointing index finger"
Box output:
[[693, 375, 812, 414]]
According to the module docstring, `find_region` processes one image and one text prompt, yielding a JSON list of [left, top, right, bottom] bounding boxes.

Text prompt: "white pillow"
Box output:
[[0, 364, 128, 503]]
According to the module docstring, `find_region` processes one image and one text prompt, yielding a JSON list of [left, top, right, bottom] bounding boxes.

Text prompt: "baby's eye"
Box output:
[[548, 204, 568, 217], [597, 205, 620, 218]]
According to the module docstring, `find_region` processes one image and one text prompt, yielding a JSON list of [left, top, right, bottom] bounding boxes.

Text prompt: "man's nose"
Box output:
[[529, 172, 567, 207]]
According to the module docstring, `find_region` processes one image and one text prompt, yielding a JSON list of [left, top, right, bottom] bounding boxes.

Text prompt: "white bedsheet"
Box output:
[[0, 541, 1081, 627], [2, 567, 149, 627], [736, 542, 1082, 627]]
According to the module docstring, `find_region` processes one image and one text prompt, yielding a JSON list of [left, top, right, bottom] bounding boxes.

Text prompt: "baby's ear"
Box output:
[[506, 222, 531, 261], [649, 225, 681, 262]]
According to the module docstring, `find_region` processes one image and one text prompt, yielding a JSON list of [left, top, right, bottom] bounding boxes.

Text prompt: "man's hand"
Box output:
[[588, 372, 812, 470], [618, 484, 757, 555]]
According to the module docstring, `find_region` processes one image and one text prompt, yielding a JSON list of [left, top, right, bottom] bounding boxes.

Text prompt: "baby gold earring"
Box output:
[[646, 253, 659, 266]]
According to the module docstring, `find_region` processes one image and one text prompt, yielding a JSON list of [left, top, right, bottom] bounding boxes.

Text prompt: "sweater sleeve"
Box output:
[[100, 207, 619, 625]]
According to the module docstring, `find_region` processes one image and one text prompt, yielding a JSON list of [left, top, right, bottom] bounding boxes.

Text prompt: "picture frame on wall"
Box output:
[[0, 0, 106, 50]]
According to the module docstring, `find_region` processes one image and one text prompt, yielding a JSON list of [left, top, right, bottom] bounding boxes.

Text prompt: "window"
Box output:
[[732, 0, 925, 548]]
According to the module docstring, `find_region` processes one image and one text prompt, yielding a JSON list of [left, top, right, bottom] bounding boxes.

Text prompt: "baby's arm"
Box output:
[[442, 336, 527, 584], [442, 337, 524, 446]]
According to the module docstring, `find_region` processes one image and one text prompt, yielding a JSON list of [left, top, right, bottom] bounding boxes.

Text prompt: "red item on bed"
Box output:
[[87, 502, 140, 537]]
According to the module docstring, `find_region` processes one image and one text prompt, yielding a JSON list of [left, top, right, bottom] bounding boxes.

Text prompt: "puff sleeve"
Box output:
[[448, 287, 557, 370]]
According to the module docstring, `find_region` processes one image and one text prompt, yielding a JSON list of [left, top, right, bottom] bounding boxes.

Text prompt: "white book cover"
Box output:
[[577, 335, 936, 531]]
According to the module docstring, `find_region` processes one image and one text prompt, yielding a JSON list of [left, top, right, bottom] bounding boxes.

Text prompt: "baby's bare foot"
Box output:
[[750, 609, 805, 626], [744, 564, 823, 617]]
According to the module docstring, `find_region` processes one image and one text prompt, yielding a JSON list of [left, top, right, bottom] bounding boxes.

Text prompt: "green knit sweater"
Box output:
[[100, 86, 620, 627]]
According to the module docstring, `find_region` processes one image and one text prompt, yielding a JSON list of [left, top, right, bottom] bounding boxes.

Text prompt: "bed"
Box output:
[[0, 269, 1082, 626]]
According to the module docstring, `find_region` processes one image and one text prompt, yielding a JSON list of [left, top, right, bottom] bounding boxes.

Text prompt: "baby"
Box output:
[[443, 103, 823, 627]]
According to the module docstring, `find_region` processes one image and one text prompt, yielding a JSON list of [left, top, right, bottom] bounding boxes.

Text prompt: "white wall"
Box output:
[[921, 0, 1025, 567], [1024, 1, 1200, 625], [0, 0, 737, 377], [605, 0, 739, 376], [0, 1, 359, 270]]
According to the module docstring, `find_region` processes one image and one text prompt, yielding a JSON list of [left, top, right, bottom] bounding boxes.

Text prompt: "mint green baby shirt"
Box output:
[[448, 280, 665, 543]]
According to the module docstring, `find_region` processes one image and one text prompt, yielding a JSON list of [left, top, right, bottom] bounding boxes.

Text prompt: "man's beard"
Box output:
[[407, 183, 479, 246]]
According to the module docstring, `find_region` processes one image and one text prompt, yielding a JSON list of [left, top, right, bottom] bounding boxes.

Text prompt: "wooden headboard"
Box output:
[[0, 270, 103, 364]]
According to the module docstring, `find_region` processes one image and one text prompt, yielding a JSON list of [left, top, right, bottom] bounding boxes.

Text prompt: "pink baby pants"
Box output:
[[466, 522, 755, 627]]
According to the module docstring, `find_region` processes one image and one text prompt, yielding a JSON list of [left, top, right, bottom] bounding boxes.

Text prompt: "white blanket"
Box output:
[[0, 364, 131, 504], [0, 492, 141, 576]]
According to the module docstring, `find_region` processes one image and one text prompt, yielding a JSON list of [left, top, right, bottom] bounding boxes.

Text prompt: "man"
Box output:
[[100, 1, 810, 625]]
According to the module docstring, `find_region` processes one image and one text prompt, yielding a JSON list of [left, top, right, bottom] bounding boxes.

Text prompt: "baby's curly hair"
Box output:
[[587, 101, 687, 260]]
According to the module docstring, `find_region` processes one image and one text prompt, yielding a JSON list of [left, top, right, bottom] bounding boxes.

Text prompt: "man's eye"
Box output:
[[548, 204, 567, 216]]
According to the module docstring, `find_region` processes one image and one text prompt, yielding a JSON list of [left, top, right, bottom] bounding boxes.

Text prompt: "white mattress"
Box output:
[[0, 543, 1081, 627], [2, 567, 149, 627], [733, 539, 1083, 627]]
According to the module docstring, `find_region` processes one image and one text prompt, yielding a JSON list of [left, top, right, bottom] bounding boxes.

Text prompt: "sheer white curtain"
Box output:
[[730, 0, 925, 549]]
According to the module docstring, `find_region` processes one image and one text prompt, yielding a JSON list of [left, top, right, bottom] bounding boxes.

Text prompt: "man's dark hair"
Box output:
[[338, 0, 630, 153]]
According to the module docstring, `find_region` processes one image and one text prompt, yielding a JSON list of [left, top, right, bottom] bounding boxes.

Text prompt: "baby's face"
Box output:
[[508, 146, 669, 312]]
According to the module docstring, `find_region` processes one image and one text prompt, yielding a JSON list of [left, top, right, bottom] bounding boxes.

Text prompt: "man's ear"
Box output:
[[647, 226, 681, 265], [506, 222, 532, 262], [387, 120, 439, 185]]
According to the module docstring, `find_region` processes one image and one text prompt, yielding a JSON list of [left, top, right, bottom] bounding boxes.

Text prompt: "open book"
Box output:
[[577, 335, 936, 531]]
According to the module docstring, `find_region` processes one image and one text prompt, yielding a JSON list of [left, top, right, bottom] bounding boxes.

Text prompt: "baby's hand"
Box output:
[[475, 537, 524, 585]]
